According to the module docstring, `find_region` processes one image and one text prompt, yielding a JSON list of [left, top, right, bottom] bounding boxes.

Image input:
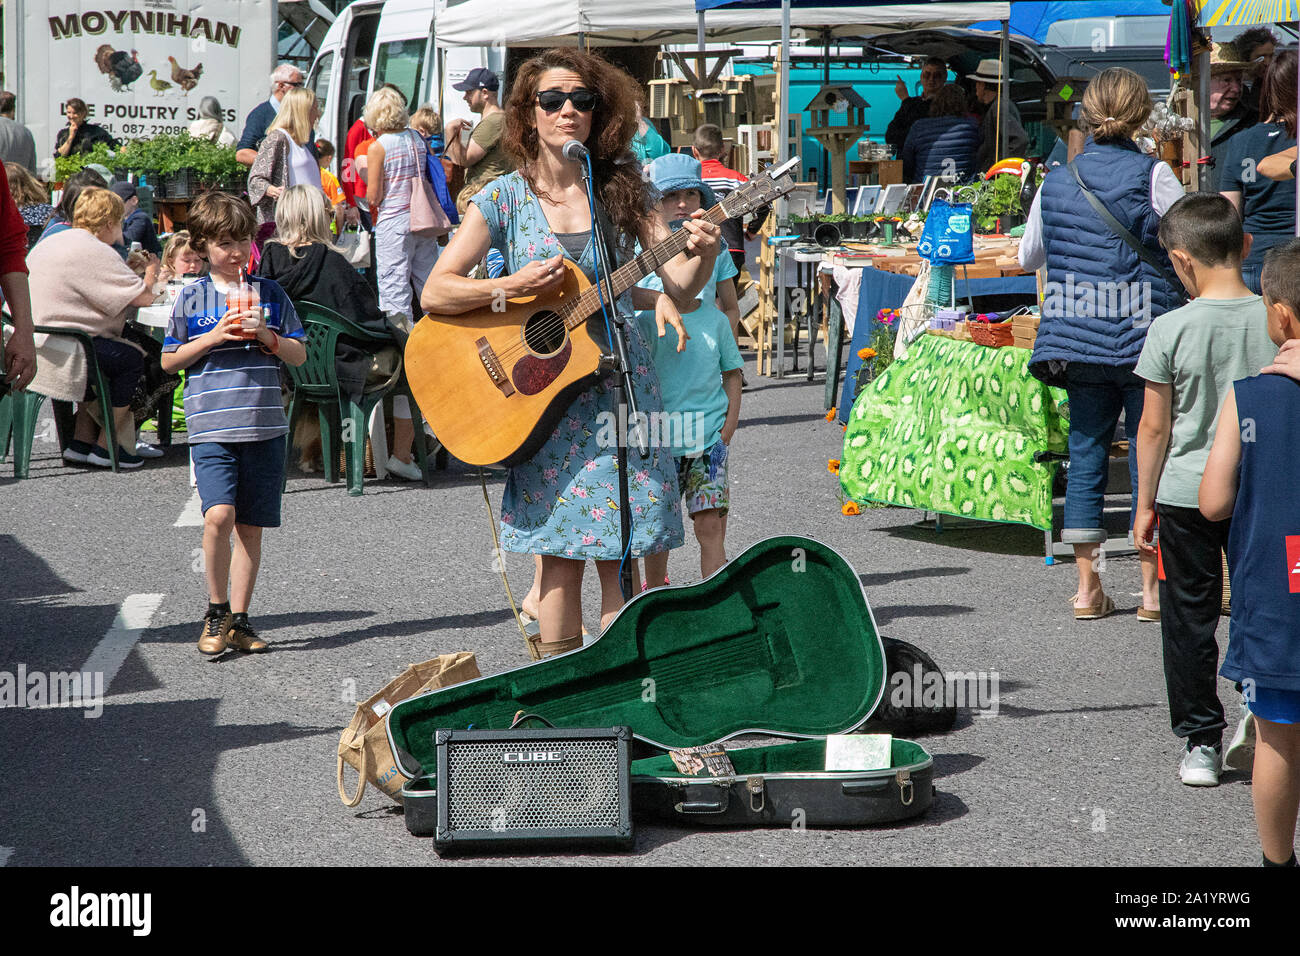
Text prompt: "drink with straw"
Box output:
[[227, 270, 262, 342]]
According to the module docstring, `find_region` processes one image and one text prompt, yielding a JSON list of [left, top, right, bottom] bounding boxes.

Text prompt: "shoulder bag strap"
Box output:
[[1067, 159, 1184, 298]]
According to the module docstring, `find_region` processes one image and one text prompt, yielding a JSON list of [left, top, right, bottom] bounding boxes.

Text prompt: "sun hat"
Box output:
[[1208, 41, 1251, 75], [966, 58, 1008, 84], [646, 152, 717, 208]]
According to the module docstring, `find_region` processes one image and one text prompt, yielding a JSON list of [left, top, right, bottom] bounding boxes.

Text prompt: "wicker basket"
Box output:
[[969, 321, 1014, 347]]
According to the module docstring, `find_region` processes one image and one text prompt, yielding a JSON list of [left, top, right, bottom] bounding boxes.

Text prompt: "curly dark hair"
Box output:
[[502, 48, 649, 249]]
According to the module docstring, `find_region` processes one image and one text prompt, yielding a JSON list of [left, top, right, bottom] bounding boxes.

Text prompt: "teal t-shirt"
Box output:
[[631, 121, 672, 165], [1133, 294, 1277, 508], [636, 254, 743, 457]]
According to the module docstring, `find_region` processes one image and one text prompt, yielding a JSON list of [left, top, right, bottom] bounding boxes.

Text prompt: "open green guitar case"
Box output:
[[389, 535, 935, 830]]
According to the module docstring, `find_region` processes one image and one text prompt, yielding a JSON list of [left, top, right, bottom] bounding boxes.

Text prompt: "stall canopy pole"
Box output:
[[777, 0, 791, 221], [1197, 46, 1210, 194], [697, 12, 706, 87], [998, 19, 1009, 162]]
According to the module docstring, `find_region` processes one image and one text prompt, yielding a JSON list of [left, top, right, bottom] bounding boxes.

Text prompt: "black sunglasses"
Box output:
[[536, 88, 597, 113]]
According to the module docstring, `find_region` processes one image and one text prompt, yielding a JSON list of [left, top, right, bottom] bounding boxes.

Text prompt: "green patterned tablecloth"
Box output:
[[840, 335, 1068, 531]]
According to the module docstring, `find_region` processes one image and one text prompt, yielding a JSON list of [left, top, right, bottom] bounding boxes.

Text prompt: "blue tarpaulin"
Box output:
[[967, 1, 1173, 40]]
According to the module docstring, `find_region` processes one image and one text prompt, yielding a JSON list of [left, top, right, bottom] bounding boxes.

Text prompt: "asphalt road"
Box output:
[[0, 354, 1258, 867]]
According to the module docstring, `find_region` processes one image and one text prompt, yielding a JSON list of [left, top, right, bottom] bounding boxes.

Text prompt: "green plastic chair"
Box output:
[[284, 301, 441, 496], [0, 313, 121, 477]]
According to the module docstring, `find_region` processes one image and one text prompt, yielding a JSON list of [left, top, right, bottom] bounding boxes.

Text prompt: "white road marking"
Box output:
[[0, 847, 13, 867], [78, 594, 165, 696], [175, 491, 203, 527]]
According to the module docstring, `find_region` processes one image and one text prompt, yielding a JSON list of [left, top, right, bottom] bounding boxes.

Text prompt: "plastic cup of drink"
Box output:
[[240, 306, 263, 340]]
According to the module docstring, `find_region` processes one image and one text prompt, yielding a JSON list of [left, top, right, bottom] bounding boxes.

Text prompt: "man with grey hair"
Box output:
[[235, 63, 307, 167]]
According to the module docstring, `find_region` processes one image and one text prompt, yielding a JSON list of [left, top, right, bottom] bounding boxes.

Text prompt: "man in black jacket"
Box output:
[[885, 57, 947, 157]]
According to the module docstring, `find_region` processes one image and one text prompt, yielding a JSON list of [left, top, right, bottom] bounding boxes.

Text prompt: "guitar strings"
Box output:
[[478, 182, 783, 365]]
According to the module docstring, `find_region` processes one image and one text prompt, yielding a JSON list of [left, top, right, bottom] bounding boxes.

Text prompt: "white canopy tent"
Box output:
[[432, 0, 1010, 47]]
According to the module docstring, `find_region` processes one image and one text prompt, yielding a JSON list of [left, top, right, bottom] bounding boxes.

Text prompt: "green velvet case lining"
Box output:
[[630, 738, 930, 778], [388, 536, 887, 776]]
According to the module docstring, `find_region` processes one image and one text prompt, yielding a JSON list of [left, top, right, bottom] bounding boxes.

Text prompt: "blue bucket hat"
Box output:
[[646, 153, 717, 208]]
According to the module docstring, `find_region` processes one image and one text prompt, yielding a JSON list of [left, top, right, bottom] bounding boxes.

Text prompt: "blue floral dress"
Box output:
[[471, 172, 684, 559]]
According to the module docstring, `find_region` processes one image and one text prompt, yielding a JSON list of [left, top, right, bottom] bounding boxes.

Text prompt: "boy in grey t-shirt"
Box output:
[[1134, 194, 1279, 787]]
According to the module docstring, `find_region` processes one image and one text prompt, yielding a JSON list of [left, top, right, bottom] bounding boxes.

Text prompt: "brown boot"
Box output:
[[526, 633, 584, 660], [198, 609, 231, 655]]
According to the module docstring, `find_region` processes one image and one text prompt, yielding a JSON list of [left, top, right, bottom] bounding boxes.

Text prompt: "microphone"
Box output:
[[562, 140, 589, 163]]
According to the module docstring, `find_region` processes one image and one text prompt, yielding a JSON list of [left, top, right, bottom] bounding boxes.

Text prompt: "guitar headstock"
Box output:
[[718, 157, 801, 220]]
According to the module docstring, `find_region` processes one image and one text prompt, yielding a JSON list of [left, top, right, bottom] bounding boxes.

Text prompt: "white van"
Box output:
[[307, 0, 502, 162]]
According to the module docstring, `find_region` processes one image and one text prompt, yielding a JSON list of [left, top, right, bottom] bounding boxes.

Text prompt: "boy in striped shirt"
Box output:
[[162, 192, 307, 656]]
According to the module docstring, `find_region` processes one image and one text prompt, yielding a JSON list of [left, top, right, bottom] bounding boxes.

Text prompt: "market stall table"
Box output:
[[839, 334, 1068, 553], [836, 267, 1038, 421]]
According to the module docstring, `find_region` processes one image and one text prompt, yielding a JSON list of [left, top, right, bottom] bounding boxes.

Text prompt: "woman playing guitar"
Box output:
[[420, 48, 721, 656]]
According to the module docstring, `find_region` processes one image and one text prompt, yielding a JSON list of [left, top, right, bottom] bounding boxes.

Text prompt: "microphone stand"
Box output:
[[581, 158, 645, 603]]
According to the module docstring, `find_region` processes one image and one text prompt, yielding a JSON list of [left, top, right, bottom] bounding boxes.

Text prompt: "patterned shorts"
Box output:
[[677, 440, 730, 516]]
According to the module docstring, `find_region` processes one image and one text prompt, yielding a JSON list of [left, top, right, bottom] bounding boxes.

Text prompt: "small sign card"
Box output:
[[668, 745, 736, 778], [824, 734, 892, 772]]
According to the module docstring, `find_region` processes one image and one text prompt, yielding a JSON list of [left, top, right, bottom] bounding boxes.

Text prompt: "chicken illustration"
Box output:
[[148, 70, 172, 96], [167, 56, 203, 92], [94, 45, 142, 92]]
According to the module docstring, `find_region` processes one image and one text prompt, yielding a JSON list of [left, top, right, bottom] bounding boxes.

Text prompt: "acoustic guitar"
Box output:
[[404, 157, 800, 467]]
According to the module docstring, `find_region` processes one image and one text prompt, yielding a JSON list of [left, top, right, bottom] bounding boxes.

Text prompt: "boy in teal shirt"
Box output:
[[637, 154, 744, 585], [1134, 194, 1280, 787]]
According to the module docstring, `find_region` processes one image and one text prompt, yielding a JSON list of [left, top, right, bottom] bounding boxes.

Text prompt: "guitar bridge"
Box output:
[[477, 337, 516, 397]]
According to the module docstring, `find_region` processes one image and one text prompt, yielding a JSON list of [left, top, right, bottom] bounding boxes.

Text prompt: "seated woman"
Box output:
[[26, 187, 161, 469], [901, 83, 981, 182], [255, 184, 402, 471], [5, 162, 53, 251], [35, 167, 107, 246]]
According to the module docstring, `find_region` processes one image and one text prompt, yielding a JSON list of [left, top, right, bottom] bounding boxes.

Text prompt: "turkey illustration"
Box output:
[[168, 56, 203, 92], [95, 45, 142, 92]]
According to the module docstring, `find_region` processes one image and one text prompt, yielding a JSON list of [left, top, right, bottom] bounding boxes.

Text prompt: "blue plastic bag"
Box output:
[[916, 198, 974, 265]]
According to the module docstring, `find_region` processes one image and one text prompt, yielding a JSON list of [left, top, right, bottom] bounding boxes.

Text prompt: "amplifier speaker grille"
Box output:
[[445, 737, 621, 831], [433, 727, 633, 853]]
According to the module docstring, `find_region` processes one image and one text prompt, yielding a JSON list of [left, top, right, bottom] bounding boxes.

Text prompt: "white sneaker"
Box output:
[[1179, 744, 1222, 787], [386, 455, 423, 481], [1224, 699, 1256, 773], [134, 441, 165, 458]]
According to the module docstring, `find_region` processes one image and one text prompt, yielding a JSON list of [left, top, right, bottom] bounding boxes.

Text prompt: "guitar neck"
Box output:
[[559, 204, 730, 331]]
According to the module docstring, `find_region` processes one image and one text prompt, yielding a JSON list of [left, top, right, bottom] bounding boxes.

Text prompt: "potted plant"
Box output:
[[972, 173, 1024, 234]]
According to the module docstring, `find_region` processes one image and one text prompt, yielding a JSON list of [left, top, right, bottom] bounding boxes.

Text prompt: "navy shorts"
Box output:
[[1251, 686, 1300, 725], [192, 436, 288, 528]]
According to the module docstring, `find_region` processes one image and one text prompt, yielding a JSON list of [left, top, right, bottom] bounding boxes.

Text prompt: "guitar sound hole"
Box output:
[[523, 311, 567, 357]]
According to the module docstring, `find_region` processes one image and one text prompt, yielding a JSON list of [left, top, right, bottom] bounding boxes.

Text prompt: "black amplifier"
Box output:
[[431, 726, 633, 855]]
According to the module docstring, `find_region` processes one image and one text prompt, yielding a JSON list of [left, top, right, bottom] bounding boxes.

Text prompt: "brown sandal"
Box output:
[[1136, 606, 1161, 622], [1072, 593, 1115, 620]]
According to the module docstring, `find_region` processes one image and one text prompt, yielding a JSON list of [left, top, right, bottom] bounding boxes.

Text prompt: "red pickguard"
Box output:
[[511, 340, 573, 395]]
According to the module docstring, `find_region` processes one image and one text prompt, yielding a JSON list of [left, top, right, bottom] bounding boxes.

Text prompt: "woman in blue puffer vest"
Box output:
[[901, 84, 980, 182], [1019, 67, 1185, 622]]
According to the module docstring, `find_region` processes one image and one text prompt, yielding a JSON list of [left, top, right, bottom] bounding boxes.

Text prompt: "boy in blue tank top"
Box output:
[[1200, 238, 1300, 867], [1134, 194, 1278, 788]]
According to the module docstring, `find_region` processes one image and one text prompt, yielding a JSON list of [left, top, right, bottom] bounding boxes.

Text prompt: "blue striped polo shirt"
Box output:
[[162, 275, 305, 444]]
